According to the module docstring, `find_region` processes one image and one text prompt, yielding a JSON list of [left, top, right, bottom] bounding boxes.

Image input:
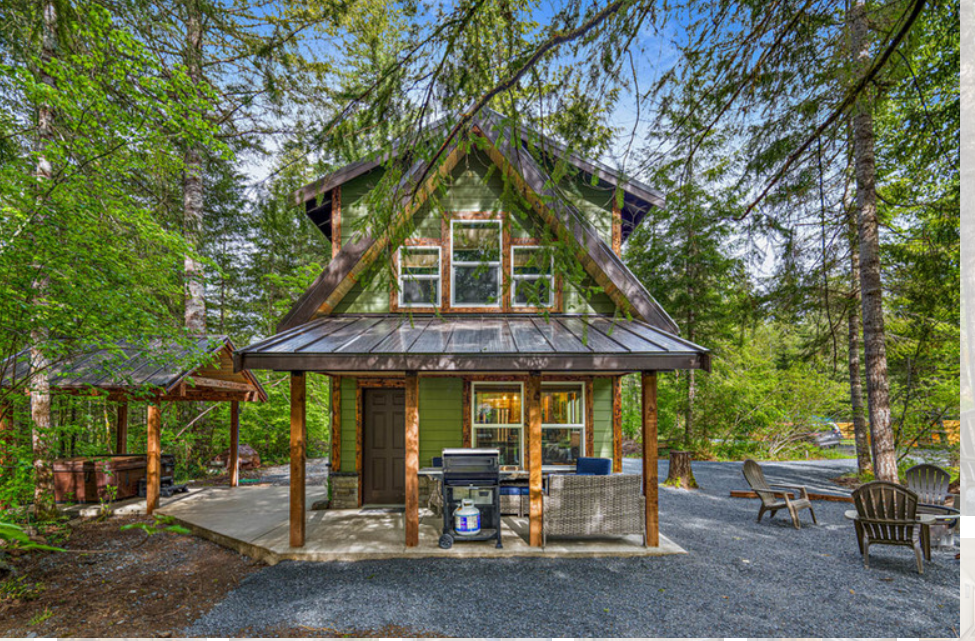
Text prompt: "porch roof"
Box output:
[[233, 314, 710, 374]]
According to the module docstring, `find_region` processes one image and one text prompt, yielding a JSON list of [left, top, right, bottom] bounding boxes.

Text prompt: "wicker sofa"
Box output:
[[542, 474, 645, 546]]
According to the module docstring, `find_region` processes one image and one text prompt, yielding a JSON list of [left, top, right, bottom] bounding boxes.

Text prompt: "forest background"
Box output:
[[0, 0, 959, 515]]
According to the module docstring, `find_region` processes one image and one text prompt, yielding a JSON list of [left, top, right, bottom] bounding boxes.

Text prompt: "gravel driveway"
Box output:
[[186, 459, 959, 637]]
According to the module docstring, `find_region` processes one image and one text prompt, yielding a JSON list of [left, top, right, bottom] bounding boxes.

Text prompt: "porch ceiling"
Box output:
[[234, 314, 710, 374]]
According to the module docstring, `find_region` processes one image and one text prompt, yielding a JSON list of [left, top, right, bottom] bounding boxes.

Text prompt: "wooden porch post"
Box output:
[[612, 376, 623, 473], [404, 371, 419, 547], [290, 371, 306, 548], [229, 400, 239, 487], [146, 403, 161, 515], [527, 370, 543, 547], [641, 371, 659, 547], [116, 402, 128, 454]]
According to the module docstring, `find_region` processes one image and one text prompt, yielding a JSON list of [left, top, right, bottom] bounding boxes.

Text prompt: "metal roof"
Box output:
[[2, 336, 267, 400], [235, 314, 710, 374]]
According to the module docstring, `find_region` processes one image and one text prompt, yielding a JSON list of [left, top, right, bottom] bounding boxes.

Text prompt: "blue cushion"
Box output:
[[575, 457, 612, 476], [432, 456, 443, 467], [499, 485, 530, 495]]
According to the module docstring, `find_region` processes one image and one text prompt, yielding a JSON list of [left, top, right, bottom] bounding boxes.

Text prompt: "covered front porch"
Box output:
[[234, 314, 711, 552], [157, 484, 686, 563]]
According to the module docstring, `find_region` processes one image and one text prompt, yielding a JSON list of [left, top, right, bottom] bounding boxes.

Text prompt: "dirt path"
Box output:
[[0, 516, 262, 637]]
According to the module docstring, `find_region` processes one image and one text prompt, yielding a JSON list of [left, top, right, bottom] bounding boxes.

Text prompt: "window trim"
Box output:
[[511, 245, 555, 308], [397, 246, 441, 308], [450, 219, 503, 309], [471, 381, 524, 468], [541, 382, 586, 463]]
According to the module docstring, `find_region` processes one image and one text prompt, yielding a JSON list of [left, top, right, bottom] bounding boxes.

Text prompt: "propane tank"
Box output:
[[453, 498, 481, 535]]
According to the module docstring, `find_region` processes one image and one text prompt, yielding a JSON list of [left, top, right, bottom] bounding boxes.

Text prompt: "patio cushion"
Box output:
[[575, 457, 612, 476], [500, 485, 529, 495]]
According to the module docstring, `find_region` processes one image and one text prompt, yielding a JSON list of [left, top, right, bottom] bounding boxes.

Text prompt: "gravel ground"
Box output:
[[186, 459, 959, 637], [257, 458, 330, 486]]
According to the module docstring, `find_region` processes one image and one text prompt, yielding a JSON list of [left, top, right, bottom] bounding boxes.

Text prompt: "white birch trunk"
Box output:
[[183, 1, 207, 333], [31, 0, 58, 520]]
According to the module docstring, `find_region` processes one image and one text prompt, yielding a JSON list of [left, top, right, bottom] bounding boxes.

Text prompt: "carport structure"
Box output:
[[1, 336, 267, 512]]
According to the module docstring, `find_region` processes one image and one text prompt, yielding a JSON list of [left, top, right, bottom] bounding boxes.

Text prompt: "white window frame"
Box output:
[[541, 382, 586, 462], [471, 381, 524, 468], [511, 245, 555, 308], [450, 219, 502, 308], [397, 246, 441, 308]]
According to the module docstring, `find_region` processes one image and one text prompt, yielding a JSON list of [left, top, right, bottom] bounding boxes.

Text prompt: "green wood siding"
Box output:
[[339, 377, 357, 472], [419, 377, 464, 467], [333, 376, 611, 475], [327, 148, 618, 316], [591, 377, 614, 458]]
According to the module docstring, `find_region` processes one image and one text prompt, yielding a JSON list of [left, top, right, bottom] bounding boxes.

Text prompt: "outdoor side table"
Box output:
[[917, 504, 960, 550]]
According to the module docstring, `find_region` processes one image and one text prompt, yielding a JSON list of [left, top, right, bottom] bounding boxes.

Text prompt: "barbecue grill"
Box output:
[[439, 448, 503, 549]]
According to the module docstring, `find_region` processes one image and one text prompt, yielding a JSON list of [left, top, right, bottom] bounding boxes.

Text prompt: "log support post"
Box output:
[[229, 400, 239, 487], [527, 371, 543, 547], [290, 372, 306, 548], [641, 371, 659, 547], [405, 371, 419, 547], [116, 402, 128, 454], [146, 403, 161, 515]]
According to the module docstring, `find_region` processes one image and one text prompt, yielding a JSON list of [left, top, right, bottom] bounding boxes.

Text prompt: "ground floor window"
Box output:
[[541, 383, 584, 465], [472, 382, 523, 467]]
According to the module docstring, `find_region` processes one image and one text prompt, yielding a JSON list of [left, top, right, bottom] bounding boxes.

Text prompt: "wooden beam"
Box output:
[[355, 382, 363, 507], [612, 198, 622, 256], [290, 372, 306, 548], [404, 371, 419, 547], [116, 402, 128, 454], [584, 378, 594, 457], [730, 489, 853, 503], [612, 376, 622, 473], [527, 371, 543, 547], [188, 376, 255, 392], [146, 403, 161, 515], [461, 379, 471, 447], [641, 371, 659, 547], [332, 186, 342, 258], [330, 375, 341, 472], [229, 400, 239, 487]]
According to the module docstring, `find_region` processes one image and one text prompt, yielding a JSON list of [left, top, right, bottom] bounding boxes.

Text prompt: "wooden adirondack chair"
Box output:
[[905, 463, 958, 545], [850, 481, 930, 574], [742, 459, 817, 529], [905, 463, 955, 507]]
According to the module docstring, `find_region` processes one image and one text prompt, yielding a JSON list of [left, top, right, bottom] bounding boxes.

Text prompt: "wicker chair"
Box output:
[[850, 481, 928, 574], [742, 459, 817, 529], [542, 474, 645, 547]]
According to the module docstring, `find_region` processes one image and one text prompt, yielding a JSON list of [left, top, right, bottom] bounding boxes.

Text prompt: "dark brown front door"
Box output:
[[363, 388, 406, 504]]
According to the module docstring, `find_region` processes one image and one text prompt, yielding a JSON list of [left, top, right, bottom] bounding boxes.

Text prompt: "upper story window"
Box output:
[[398, 246, 441, 308], [451, 220, 501, 307], [512, 246, 554, 308]]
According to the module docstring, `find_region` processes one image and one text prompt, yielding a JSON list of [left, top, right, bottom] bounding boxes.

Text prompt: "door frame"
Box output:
[[356, 378, 405, 507]]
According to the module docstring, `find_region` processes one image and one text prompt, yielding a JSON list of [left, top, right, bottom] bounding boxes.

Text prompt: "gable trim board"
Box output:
[[279, 115, 678, 334]]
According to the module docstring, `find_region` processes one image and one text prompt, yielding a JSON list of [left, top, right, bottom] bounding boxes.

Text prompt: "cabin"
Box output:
[[235, 109, 710, 551]]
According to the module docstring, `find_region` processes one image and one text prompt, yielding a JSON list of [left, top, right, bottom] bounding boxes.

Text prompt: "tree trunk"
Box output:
[[183, 0, 206, 333], [850, 0, 896, 482], [664, 450, 698, 489], [846, 210, 871, 476], [30, 0, 58, 521]]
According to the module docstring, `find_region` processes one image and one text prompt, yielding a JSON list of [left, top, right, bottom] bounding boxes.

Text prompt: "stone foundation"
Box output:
[[329, 473, 359, 509]]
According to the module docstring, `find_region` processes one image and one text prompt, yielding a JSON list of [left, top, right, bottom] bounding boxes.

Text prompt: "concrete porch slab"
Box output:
[[157, 485, 686, 564], [59, 486, 208, 519]]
